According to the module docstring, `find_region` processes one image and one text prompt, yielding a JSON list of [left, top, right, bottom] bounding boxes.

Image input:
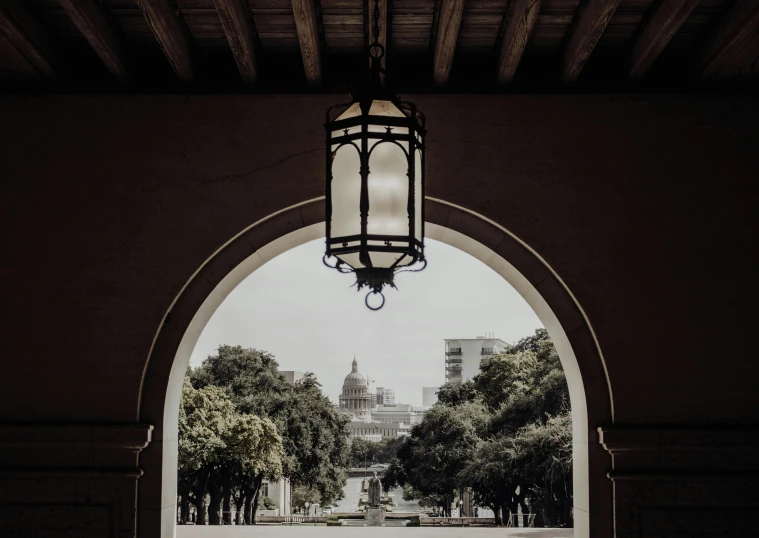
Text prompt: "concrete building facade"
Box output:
[[445, 336, 509, 383], [375, 387, 395, 405], [372, 403, 420, 425], [348, 421, 411, 441], [280, 371, 305, 385]]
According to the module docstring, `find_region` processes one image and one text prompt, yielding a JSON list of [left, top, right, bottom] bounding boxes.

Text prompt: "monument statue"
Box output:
[[368, 471, 383, 507]]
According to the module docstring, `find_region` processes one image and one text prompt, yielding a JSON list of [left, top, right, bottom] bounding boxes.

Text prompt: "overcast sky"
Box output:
[[189, 238, 542, 407]]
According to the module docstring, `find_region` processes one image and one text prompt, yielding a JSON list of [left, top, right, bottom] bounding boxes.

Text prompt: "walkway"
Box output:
[[177, 528, 573, 538]]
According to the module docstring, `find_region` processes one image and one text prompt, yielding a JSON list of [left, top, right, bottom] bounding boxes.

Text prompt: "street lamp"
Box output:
[[323, 0, 426, 311]]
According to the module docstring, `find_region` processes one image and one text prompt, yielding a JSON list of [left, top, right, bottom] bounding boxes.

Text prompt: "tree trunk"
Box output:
[[190, 469, 210, 525], [520, 500, 529, 527], [222, 485, 233, 525], [250, 474, 263, 523], [178, 485, 190, 524], [533, 506, 545, 528], [191, 496, 205, 525], [243, 487, 254, 525], [192, 498, 207, 526], [562, 494, 572, 527], [501, 503, 512, 527], [207, 472, 222, 525], [243, 475, 263, 526], [491, 504, 501, 526], [234, 493, 245, 525]]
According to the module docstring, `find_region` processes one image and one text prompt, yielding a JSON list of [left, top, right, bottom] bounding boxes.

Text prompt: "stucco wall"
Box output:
[[1, 93, 757, 423], [1, 93, 758, 537]]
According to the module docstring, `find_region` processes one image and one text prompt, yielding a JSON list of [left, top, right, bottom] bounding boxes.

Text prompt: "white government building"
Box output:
[[445, 335, 509, 383], [338, 358, 421, 441]]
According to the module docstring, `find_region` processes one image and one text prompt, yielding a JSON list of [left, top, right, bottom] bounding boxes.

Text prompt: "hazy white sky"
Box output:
[[189, 238, 542, 407]]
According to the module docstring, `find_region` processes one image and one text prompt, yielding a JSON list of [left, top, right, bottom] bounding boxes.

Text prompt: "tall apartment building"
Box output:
[[445, 335, 509, 383]]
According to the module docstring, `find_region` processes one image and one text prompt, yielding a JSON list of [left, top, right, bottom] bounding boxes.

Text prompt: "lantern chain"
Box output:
[[372, 0, 380, 47]]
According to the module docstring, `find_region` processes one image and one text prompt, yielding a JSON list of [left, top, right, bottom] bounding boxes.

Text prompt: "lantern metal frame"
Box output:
[[323, 15, 427, 310]]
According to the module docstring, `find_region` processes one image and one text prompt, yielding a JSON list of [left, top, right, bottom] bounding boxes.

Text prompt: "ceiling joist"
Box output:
[[60, 0, 128, 84], [699, 0, 759, 79], [0, 0, 58, 78], [433, 0, 465, 86], [562, 0, 621, 83], [292, 0, 322, 87], [213, 0, 258, 87], [629, 0, 699, 79], [136, 0, 193, 82], [497, 0, 542, 85]]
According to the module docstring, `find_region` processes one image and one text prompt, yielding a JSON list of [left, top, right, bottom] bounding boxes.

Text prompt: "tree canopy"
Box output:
[[182, 345, 350, 524], [388, 329, 573, 526]]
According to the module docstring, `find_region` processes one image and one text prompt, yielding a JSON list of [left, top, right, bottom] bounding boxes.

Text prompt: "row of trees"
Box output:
[[348, 436, 405, 467], [178, 345, 350, 525], [383, 329, 573, 527]]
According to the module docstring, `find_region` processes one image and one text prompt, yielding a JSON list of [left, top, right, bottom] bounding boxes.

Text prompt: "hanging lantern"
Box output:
[[323, 2, 426, 311]]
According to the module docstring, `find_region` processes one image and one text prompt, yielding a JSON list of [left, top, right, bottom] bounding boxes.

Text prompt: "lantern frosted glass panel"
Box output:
[[330, 145, 362, 267], [368, 100, 406, 117], [415, 148, 423, 242], [367, 141, 409, 268]]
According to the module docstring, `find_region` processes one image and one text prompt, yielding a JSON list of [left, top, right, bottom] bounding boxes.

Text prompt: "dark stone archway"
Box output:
[[138, 197, 613, 538]]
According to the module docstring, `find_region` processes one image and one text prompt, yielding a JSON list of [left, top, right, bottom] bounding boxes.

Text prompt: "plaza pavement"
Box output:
[[177, 527, 573, 538]]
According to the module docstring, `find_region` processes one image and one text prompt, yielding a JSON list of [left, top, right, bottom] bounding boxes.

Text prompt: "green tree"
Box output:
[[177, 376, 284, 525], [258, 496, 276, 510], [510, 414, 572, 526], [292, 484, 320, 514], [177, 378, 234, 525], [349, 437, 373, 467], [217, 413, 283, 525], [386, 402, 489, 516], [190, 346, 350, 519], [389, 330, 573, 527]]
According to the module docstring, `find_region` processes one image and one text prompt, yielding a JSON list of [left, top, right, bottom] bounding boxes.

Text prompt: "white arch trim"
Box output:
[[158, 214, 594, 538]]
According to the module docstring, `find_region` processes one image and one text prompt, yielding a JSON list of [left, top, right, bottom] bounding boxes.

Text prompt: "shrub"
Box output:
[[407, 516, 420, 527]]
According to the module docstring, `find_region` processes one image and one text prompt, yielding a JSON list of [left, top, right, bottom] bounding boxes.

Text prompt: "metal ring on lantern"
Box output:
[[369, 43, 385, 60], [365, 290, 385, 311]]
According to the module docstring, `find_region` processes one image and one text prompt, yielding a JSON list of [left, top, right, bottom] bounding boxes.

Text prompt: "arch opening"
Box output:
[[138, 198, 613, 538]]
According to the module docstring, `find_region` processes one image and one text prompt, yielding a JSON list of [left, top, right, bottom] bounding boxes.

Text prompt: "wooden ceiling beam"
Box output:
[[562, 0, 621, 83], [699, 0, 759, 79], [0, 0, 59, 78], [136, 0, 193, 81], [629, 0, 698, 79], [497, 0, 542, 85], [433, 0, 465, 86], [367, 0, 388, 72], [60, 0, 128, 83], [213, 0, 257, 87], [291, 0, 322, 87]]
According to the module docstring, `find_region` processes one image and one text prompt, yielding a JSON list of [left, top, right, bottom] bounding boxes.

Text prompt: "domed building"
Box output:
[[339, 358, 372, 421]]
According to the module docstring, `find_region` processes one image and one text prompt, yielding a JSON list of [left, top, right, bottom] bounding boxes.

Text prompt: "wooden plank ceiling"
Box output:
[[0, 0, 757, 91]]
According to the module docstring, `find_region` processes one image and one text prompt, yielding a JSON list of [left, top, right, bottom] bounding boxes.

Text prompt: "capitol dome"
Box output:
[[343, 359, 367, 387], [339, 358, 372, 421]]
